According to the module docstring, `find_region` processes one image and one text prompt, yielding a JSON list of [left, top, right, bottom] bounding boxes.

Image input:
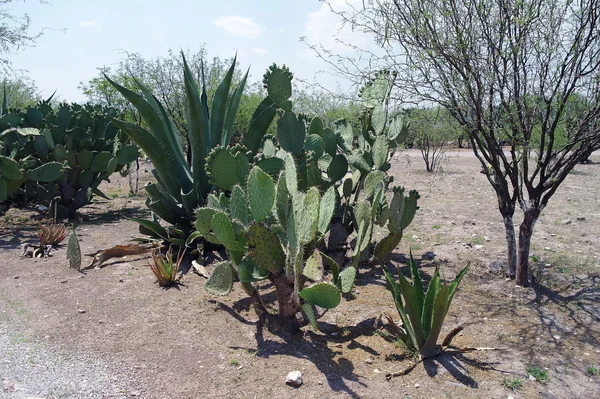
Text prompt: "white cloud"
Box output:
[[76, 20, 103, 31], [301, 0, 367, 56], [213, 16, 263, 39], [251, 47, 268, 55]]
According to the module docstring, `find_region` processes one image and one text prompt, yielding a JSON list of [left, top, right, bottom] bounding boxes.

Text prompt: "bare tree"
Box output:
[[0, 0, 46, 73], [309, 0, 600, 286]]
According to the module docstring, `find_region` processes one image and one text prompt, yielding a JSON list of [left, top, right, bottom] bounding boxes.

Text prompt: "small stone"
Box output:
[[286, 371, 302, 387], [130, 391, 141, 397], [561, 219, 572, 225], [474, 244, 484, 249], [119, 278, 124, 282], [576, 217, 586, 221], [14, 276, 19, 279], [330, 332, 339, 338], [412, 235, 419, 240], [550, 233, 556, 237], [365, 357, 373, 364], [545, 263, 552, 268], [508, 396, 515, 399], [544, 247, 551, 251], [489, 260, 507, 275], [483, 236, 490, 241], [77, 309, 86, 314], [414, 383, 420, 388], [529, 375, 536, 381], [553, 335, 560, 340]]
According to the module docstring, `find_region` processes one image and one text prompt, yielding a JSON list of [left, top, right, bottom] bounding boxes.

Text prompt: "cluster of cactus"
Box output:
[[0, 98, 138, 218], [197, 153, 356, 330]]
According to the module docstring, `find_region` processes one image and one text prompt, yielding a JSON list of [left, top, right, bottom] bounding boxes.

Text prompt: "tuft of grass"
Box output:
[[470, 236, 484, 245], [502, 377, 524, 392], [230, 358, 240, 367], [530, 254, 540, 262], [527, 366, 549, 383], [588, 365, 598, 376], [149, 246, 183, 287], [432, 224, 441, 229]]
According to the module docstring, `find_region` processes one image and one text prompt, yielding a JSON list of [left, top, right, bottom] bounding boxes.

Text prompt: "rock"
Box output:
[[483, 236, 490, 241], [474, 244, 484, 250], [544, 263, 552, 268], [464, 220, 476, 225], [365, 357, 373, 364], [529, 375, 536, 381], [412, 235, 419, 240], [488, 260, 507, 275], [561, 219, 572, 225], [286, 371, 303, 387], [553, 335, 560, 340], [414, 383, 420, 388], [576, 217, 586, 221], [422, 251, 435, 260], [77, 309, 86, 314]]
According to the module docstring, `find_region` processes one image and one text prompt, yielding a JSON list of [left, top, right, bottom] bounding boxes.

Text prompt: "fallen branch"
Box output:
[[83, 244, 156, 270]]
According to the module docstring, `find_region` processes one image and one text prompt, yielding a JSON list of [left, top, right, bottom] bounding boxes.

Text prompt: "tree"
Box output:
[[312, 0, 600, 286], [405, 107, 461, 172], [1, 76, 40, 109], [0, 0, 45, 73]]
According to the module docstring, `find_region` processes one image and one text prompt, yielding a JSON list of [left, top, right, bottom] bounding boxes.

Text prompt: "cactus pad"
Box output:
[[230, 185, 249, 225], [66, 228, 81, 271], [205, 261, 234, 295], [247, 223, 285, 272], [364, 170, 386, 200], [374, 232, 403, 262], [0, 156, 22, 180], [205, 145, 250, 191], [28, 162, 62, 182], [327, 154, 349, 182], [372, 136, 389, 169], [211, 212, 246, 251], [293, 187, 320, 244], [283, 153, 298, 194], [277, 112, 306, 156], [275, 172, 290, 226], [247, 166, 275, 223], [305, 134, 325, 159], [90, 151, 113, 173], [302, 250, 323, 282], [237, 255, 269, 283], [338, 266, 356, 294], [318, 186, 336, 235], [299, 282, 341, 309]]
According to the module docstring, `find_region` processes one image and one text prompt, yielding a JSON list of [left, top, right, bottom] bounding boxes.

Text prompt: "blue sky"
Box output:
[[7, 0, 368, 102]]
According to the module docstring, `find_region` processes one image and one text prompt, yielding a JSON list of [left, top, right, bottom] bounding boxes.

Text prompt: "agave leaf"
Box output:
[[182, 53, 211, 198], [397, 266, 426, 348], [111, 119, 182, 202], [222, 67, 249, 146], [447, 263, 470, 302], [382, 266, 418, 352], [408, 251, 424, 318], [319, 251, 340, 283], [210, 55, 236, 149], [129, 217, 168, 240], [420, 284, 450, 358], [421, 267, 441, 338]]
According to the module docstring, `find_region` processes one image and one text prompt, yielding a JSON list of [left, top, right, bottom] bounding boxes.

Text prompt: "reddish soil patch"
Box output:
[[1, 150, 599, 398]]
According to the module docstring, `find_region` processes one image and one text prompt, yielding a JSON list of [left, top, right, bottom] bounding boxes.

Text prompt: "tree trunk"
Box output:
[[516, 207, 542, 287], [502, 214, 518, 278], [269, 272, 303, 331]]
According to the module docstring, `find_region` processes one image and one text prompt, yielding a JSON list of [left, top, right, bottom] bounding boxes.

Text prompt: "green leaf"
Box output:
[[299, 282, 341, 309], [116, 145, 138, 165], [277, 111, 306, 155], [339, 266, 356, 293], [66, 229, 81, 271], [222, 67, 249, 146], [28, 162, 62, 182], [205, 261, 234, 295], [245, 97, 277, 155], [302, 303, 319, 331], [397, 266, 426, 348], [283, 153, 298, 194], [247, 166, 275, 223], [210, 55, 237, 149], [320, 251, 340, 283], [230, 185, 248, 225], [211, 212, 246, 252], [421, 268, 441, 337], [0, 156, 22, 180], [302, 250, 323, 282], [382, 266, 418, 352]]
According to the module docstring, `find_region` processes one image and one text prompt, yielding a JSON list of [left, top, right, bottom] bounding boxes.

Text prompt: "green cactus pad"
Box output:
[[301, 303, 319, 331], [53, 144, 67, 162], [299, 282, 341, 309], [388, 114, 407, 142], [318, 186, 336, 235], [195, 207, 218, 235], [353, 200, 371, 226], [78, 169, 94, 189], [305, 134, 325, 159], [116, 145, 138, 165], [293, 187, 320, 245], [372, 136, 389, 169], [336, 120, 354, 150], [320, 128, 338, 156], [247, 223, 286, 272], [247, 166, 275, 223], [327, 154, 349, 182], [338, 266, 356, 293], [89, 151, 113, 173], [302, 250, 323, 282], [342, 178, 353, 198], [266, 67, 293, 110], [33, 135, 49, 159], [57, 106, 71, 130], [254, 156, 284, 177], [205, 145, 250, 191], [275, 172, 290, 226], [364, 170, 386, 200], [205, 261, 234, 296], [374, 232, 403, 261], [317, 153, 332, 173], [28, 162, 62, 182], [77, 149, 93, 169], [371, 104, 387, 135], [0, 181, 7, 201], [277, 112, 306, 156], [211, 212, 246, 251], [106, 157, 118, 175], [360, 71, 391, 109], [0, 156, 23, 180], [283, 153, 298, 194], [230, 185, 249, 225], [388, 187, 420, 234], [237, 255, 269, 283]]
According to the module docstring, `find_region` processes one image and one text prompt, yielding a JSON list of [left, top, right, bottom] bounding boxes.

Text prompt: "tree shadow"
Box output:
[[218, 300, 377, 398], [420, 351, 505, 388]]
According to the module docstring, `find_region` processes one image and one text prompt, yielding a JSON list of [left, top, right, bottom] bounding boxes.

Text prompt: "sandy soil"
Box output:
[[1, 149, 598, 399]]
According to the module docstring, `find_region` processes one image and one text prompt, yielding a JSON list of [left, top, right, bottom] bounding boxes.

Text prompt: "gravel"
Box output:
[[0, 327, 144, 399]]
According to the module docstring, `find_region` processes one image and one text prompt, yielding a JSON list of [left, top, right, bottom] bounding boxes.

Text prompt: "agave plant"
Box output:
[[106, 53, 257, 246], [38, 223, 67, 247], [383, 253, 470, 358], [149, 246, 184, 286]]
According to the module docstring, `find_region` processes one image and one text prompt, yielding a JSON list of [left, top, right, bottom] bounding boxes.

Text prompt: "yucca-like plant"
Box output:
[[38, 223, 67, 247], [149, 246, 184, 286], [383, 253, 470, 358]]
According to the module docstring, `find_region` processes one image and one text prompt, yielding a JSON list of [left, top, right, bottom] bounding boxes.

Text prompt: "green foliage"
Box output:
[[0, 100, 137, 217], [526, 366, 549, 383], [66, 227, 81, 271], [502, 377, 524, 392], [383, 254, 469, 358]]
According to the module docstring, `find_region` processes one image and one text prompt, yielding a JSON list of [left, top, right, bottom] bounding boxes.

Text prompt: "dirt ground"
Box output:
[[1, 149, 598, 399]]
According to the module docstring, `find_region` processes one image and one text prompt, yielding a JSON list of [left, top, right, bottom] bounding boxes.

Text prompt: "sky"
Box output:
[[5, 0, 370, 103]]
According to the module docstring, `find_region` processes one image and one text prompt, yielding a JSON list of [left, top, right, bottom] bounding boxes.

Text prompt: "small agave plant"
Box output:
[[38, 223, 67, 247], [383, 253, 470, 358], [149, 246, 184, 287]]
